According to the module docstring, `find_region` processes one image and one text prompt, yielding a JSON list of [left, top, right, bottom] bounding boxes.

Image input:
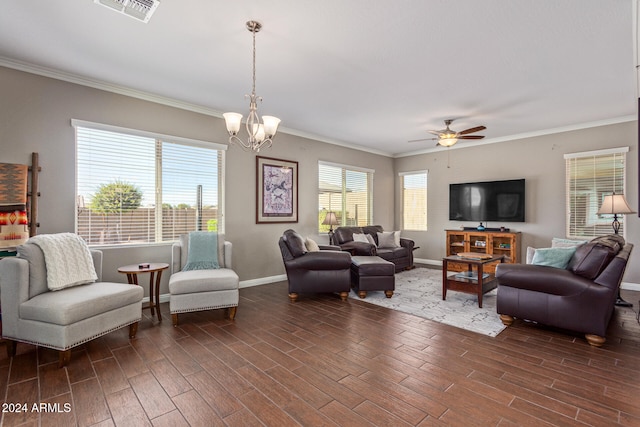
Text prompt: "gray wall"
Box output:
[[395, 121, 640, 284], [0, 66, 394, 297]]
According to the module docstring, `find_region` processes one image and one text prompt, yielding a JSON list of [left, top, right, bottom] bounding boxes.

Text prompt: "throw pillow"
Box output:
[[377, 231, 401, 248], [531, 246, 577, 269], [365, 234, 377, 247], [352, 233, 369, 243], [305, 237, 320, 252]]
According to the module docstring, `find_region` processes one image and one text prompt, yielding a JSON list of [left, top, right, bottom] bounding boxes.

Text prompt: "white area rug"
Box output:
[[350, 267, 506, 337]]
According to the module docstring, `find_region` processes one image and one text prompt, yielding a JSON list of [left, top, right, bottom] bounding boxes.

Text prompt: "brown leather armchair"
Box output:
[[496, 235, 632, 346], [278, 229, 352, 302], [333, 225, 415, 272]]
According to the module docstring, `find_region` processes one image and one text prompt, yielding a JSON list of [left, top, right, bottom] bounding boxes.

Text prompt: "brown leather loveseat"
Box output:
[[332, 225, 415, 272], [495, 235, 633, 346]]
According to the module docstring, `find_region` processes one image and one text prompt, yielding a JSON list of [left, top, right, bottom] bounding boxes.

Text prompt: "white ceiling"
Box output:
[[0, 1, 636, 157]]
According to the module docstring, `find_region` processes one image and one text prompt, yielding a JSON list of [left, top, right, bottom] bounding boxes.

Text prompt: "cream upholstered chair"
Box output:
[[169, 233, 239, 326], [0, 236, 143, 367]]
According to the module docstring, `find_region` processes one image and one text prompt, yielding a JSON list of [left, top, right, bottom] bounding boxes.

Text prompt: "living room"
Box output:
[[1, 1, 640, 425]]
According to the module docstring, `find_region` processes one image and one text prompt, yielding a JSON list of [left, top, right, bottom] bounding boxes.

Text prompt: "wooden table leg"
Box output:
[[148, 272, 156, 317], [154, 270, 163, 321], [442, 259, 448, 300], [477, 263, 484, 308]]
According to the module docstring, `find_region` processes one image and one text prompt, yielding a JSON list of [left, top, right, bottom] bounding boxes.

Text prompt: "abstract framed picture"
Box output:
[[256, 156, 298, 223]]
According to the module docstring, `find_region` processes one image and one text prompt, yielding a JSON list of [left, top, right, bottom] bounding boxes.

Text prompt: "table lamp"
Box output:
[[597, 193, 635, 306], [322, 212, 339, 245]]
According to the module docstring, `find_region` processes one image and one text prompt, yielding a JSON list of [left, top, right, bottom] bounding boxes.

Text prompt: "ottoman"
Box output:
[[351, 256, 395, 299]]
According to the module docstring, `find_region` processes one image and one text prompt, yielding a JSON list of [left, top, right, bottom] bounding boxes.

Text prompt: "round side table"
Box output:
[[118, 263, 169, 321]]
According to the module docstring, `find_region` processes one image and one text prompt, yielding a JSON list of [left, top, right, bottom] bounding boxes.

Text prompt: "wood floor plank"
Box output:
[[105, 387, 153, 427], [69, 378, 111, 426], [172, 389, 225, 427], [129, 371, 176, 419]]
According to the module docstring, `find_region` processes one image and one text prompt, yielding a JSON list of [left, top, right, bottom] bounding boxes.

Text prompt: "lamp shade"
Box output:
[[223, 112, 242, 135], [597, 194, 636, 215], [438, 135, 458, 147], [322, 211, 338, 226], [262, 116, 281, 138]]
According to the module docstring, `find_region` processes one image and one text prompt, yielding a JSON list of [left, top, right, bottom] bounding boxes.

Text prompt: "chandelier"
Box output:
[[223, 21, 281, 152]]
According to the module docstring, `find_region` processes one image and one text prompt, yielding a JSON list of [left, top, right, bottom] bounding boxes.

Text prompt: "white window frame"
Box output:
[[564, 146, 629, 239], [318, 161, 374, 233], [400, 170, 428, 231], [73, 119, 226, 247]]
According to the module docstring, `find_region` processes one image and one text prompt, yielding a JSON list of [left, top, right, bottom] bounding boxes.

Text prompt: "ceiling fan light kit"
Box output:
[[410, 119, 486, 147]]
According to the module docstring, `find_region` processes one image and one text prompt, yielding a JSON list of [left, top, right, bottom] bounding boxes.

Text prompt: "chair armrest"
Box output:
[[171, 242, 182, 274], [319, 244, 342, 251], [285, 251, 351, 271], [0, 257, 30, 337], [339, 241, 376, 256], [90, 249, 103, 281], [400, 237, 415, 251]]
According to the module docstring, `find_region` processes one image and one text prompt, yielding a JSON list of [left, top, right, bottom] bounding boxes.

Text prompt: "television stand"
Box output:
[[446, 229, 521, 274]]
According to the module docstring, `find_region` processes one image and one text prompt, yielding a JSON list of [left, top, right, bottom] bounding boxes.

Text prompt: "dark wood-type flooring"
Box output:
[[1, 272, 640, 426]]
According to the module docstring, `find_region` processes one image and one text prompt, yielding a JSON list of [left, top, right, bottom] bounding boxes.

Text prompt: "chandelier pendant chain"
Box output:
[[246, 21, 262, 149]]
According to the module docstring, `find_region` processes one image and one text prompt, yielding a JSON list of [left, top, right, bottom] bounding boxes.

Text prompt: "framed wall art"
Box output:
[[256, 156, 298, 223]]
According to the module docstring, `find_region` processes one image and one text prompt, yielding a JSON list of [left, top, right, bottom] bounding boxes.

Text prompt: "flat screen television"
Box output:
[[449, 179, 525, 223]]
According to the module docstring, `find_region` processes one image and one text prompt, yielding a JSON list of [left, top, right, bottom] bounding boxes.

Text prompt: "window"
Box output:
[[318, 161, 373, 232], [400, 170, 427, 231], [74, 120, 225, 246], [565, 147, 628, 238]]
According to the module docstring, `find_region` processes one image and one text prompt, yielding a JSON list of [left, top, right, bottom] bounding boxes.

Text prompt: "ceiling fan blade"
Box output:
[[457, 126, 486, 135], [427, 130, 442, 136], [458, 135, 485, 140]]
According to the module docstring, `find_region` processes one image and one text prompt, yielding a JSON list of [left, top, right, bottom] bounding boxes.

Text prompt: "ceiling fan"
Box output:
[[409, 119, 486, 147]]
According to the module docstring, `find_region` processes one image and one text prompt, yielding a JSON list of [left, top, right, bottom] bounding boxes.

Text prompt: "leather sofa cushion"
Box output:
[[282, 229, 307, 258], [376, 247, 408, 261], [568, 235, 623, 280], [351, 256, 395, 276], [495, 263, 593, 296], [20, 282, 143, 326]]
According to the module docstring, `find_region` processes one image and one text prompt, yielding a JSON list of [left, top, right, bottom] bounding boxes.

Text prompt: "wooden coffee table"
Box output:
[[442, 254, 504, 308], [118, 263, 169, 321]]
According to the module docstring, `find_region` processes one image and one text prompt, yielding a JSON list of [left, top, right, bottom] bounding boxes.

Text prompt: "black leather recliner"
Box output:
[[332, 225, 415, 272], [278, 229, 352, 302], [496, 235, 633, 346]]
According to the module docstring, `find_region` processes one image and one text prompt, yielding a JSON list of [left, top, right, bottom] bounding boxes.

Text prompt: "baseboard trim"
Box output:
[[239, 274, 287, 289]]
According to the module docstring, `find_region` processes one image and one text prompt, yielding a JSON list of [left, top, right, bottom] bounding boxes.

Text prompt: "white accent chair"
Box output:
[[0, 242, 143, 367], [169, 234, 239, 326]]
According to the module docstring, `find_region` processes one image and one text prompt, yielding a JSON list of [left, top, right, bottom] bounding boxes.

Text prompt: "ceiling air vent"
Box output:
[[94, 0, 160, 23]]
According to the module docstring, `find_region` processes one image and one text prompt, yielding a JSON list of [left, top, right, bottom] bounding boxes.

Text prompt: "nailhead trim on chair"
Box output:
[[170, 304, 238, 314], [2, 318, 142, 351]]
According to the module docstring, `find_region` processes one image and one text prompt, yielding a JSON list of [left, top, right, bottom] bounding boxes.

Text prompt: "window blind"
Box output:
[[565, 147, 628, 238], [75, 123, 224, 246], [400, 171, 427, 231], [318, 161, 373, 232]]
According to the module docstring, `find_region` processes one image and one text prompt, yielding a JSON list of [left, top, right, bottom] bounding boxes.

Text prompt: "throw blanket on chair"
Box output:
[[183, 231, 220, 271], [29, 233, 98, 291]]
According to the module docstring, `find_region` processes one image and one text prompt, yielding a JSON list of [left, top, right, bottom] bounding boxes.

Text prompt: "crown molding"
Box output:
[[0, 56, 395, 158], [2, 56, 634, 160]]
